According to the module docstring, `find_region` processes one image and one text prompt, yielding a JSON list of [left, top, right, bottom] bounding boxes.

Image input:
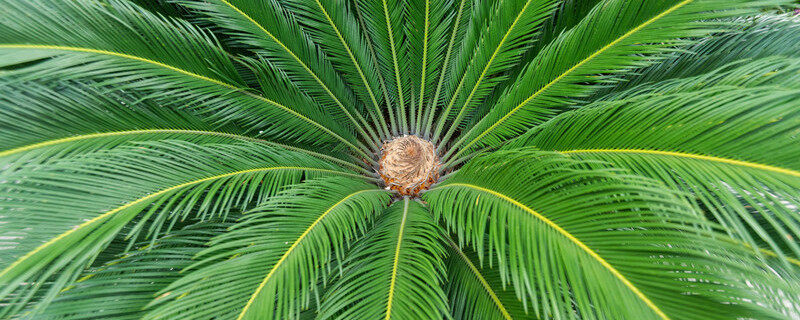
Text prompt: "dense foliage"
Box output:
[[1, 0, 799, 319]]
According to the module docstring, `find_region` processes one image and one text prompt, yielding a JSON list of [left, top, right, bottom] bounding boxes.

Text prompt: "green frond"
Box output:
[[475, 0, 600, 115], [0, 0, 364, 155], [526, 0, 602, 61], [433, 0, 496, 130], [445, 240, 528, 320], [318, 198, 449, 320], [34, 221, 230, 320], [283, 0, 392, 139], [425, 149, 792, 319], [171, 0, 380, 146], [432, 0, 559, 146], [353, 0, 407, 134], [0, 81, 365, 174], [0, 80, 214, 150], [604, 13, 800, 95], [403, 0, 456, 133], [0, 0, 797, 318], [449, 0, 791, 160], [0, 141, 366, 318], [144, 178, 390, 320], [420, 0, 475, 137], [508, 57, 800, 267]]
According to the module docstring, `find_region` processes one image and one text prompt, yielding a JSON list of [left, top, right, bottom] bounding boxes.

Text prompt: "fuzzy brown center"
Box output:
[[378, 135, 440, 196]]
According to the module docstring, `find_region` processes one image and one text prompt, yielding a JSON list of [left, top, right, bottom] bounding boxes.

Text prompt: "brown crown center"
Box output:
[[378, 135, 440, 196]]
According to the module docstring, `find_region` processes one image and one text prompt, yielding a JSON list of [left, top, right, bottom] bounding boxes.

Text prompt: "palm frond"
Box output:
[[0, 141, 367, 317], [0, 0, 367, 157], [445, 239, 528, 320], [603, 13, 800, 96], [353, 0, 407, 133], [0, 80, 366, 174], [432, 0, 559, 146], [420, 0, 472, 137], [317, 198, 449, 320], [473, 0, 601, 119], [448, 0, 790, 161], [403, 0, 456, 134], [0, 0, 796, 318], [283, 0, 392, 139], [33, 221, 230, 320], [508, 56, 800, 267], [425, 149, 792, 319], [432, 0, 496, 132], [171, 0, 380, 146], [145, 178, 390, 320], [526, 0, 602, 62]]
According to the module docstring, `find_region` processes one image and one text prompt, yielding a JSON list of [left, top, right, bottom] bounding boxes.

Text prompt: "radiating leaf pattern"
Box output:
[[1, 0, 798, 319]]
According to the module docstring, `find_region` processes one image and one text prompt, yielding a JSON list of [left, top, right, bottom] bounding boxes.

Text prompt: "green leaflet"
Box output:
[[511, 56, 800, 267], [144, 178, 390, 320], [426, 150, 793, 319], [317, 198, 449, 320], [0, 0, 797, 319]]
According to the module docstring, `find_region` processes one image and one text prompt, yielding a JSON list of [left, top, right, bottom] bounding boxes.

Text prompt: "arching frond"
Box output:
[[524, 0, 602, 65], [509, 57, 800, 267], [445, 240, 528, 320], [171, 0, 379, 146], [283, 0, 392, 139], [0, 81, 365, 174], [474, 0, 601, 118], [0, 141, 367, 318], [449, 0, 789, 160], [604, 13, 800, 95], [144, 178, 390, 320], [317, 198, 449, 320], [34, 221, 230, 320], [0, 0, 365, 155], [425, 149, 791, 319], [432, 0, 497, 131], [432, 0, 558, 146], [0, 0, 796, 318]]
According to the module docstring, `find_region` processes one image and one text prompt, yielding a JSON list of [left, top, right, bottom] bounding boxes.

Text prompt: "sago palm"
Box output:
[[1, 0, 800, 319]]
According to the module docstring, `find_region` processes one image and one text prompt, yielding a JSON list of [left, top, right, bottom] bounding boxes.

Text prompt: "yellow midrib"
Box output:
[[560, 148, 800, 178], [417, 0, 430, 113], [381, 0, 405, 119], [0, 129, 369, 173], [236, 189, 381, 320], [214, 0, 373, 141], [450, 0, 533, 127], [0, 44, 235, 89], [441, 183, 670, 320], [0, 44, 353, 149], [314, 0, 382, 114], [0, 166, 355, 280], [0, 129, 255, 158], [425, 0, 466, 136], [384, 198, 409, 320], [567, 149, 800, 265], [448, 240, 512, 320], [758, 247, 800, 267], [460, 0, 694, 152]]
